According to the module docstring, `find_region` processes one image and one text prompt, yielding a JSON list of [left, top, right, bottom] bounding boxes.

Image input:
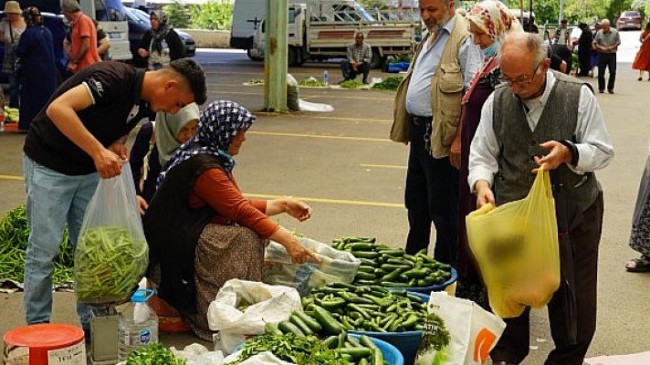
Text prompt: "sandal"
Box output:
[[626, 255, 650, 272], [639, 77, 643, 81]]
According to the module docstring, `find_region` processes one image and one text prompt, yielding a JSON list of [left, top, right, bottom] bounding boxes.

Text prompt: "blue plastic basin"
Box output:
[[234, 333, 404, 365], [350, 292, 429, 365], [349, 334, 404, 365], [385, 266, 458, 295]]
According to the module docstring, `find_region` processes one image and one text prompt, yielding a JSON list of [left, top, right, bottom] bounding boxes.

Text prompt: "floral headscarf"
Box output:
[[467, 1, 506, 41], [157, 100, 255, 187], [150, 10, 171, 55], [23, 6, 43, 27], [467, 0, 521, 41]]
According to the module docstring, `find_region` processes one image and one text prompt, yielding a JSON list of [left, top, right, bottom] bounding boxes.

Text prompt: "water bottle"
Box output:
[[323, 70, 329, 86], [118, 289, 159, 361]]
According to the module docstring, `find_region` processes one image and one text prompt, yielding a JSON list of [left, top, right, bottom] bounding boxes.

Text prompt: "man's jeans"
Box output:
[[23, 156, 99, 327]]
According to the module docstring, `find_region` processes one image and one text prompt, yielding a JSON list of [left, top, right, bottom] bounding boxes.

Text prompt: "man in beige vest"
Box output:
[[390, 0, 481, 264]]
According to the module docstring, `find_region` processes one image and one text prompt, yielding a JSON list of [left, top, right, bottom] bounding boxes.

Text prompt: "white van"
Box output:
[[230, 0, 266, 59]]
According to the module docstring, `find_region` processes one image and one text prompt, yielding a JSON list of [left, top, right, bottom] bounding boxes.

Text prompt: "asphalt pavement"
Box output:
[[1, 35, 650, 364]]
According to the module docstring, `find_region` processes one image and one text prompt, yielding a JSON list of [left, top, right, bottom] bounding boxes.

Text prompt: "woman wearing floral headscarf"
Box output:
[[143, 100, 318, 339], [450, 0, 521, 309], [15, 6, 56, 131], [137, 10, 184, 70]]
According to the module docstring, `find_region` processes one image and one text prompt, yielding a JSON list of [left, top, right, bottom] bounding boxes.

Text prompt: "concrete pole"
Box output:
[[559, 0, 565, 23], [264, 0, 288, 112]]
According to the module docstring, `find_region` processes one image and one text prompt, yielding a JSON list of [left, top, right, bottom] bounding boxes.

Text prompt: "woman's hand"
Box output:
[[284, 198, 312, 222], [137, 48, 149, 58], [284, 237, 321, 264], [136, 195, 148, 215]]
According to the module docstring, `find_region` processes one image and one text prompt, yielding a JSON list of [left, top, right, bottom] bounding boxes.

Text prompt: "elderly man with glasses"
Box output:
[[468, 32, 614, 365]]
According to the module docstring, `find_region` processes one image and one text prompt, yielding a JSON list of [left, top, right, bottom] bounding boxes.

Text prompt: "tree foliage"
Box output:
[[163, 0, 233, 30], [188, 1, 233, 30], [163, 1, 190, 28]]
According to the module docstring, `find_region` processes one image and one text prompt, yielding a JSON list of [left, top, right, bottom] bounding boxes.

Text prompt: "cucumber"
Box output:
[[264, 322, 283, 336], [290, 313, 314, 336], [312, 305, 344, 335], [278, 320, 305, 337], [294, 310, 323, 333]]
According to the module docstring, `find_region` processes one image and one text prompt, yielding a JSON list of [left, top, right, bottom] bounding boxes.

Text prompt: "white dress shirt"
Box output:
[[468, 71, 615, 191], [405, 16, 482, 117]]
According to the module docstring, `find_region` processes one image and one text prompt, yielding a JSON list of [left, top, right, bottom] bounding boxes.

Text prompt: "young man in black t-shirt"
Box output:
[[21, 58, 206, 334]]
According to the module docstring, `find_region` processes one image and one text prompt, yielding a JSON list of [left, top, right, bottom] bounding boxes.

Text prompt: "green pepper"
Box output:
[[320, 297, 346, 310]]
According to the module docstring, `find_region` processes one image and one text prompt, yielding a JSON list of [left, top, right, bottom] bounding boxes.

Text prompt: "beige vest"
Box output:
[[390, 15, 470, 158]]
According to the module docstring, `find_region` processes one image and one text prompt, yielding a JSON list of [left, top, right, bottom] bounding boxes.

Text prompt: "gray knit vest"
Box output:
[[492, 71, 599, 216]]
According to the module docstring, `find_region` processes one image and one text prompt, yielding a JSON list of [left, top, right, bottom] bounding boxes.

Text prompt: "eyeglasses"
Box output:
[[499, 63, 542, 86]]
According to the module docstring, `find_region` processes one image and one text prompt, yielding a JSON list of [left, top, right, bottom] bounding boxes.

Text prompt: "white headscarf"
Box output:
[[154, 102, 200, 165]]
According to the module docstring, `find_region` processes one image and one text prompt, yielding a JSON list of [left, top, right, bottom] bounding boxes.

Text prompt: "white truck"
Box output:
[[246, 0, 420, 68]]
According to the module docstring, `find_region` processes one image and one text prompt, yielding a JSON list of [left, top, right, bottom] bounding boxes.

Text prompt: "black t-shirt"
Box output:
[[24, 62, 151, 175]]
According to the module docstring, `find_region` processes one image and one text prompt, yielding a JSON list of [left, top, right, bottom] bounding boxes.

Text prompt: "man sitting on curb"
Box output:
[[340, 32, 371, 84]]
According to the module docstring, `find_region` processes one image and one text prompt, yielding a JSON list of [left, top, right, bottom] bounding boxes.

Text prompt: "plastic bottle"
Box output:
[[323, 70, 329, 86], [118, 289, 159, 361]]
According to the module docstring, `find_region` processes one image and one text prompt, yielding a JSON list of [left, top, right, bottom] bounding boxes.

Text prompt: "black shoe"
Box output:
[[362, 79, 369, 85], [599, 90, 604, 93], [608, 90, 614, 94]]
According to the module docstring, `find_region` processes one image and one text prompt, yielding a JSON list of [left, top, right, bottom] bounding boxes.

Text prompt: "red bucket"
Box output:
[[3, 323, 86, 365]]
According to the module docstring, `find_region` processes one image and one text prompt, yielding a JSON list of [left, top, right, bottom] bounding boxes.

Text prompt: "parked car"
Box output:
[[124, 6, 196, 64], [617, 11, 642, 31], [0, 11, 69, 84]]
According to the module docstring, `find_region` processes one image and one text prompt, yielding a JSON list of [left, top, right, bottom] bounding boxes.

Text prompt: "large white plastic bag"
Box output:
[[74, 162, 148, 304], [207, 279, 302, 354], [263, 237, 361, 295], [415, 292, 505, 365]]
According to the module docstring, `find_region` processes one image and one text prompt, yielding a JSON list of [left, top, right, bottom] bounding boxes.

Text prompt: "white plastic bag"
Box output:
[[223, 351, 295, 365], [263, 237, 360, 295], [416, 292, 506, 365], [207, 279, 302, 354], [74, 162, 148, 304], [171, 343, 225, 365]]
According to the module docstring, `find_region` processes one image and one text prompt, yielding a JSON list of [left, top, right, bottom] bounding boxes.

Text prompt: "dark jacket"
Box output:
[[139, 29, 185, 63]]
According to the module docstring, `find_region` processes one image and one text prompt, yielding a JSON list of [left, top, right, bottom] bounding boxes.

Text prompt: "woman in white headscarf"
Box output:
[[450, 0, 521, 309], [130, 103, 200, 204]]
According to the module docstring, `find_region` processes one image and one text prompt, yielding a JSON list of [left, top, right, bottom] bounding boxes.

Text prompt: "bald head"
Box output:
[[500, 32, 546, 68], [601, 18, 611, 31]]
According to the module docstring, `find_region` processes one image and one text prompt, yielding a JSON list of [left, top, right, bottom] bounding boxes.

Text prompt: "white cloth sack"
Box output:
[[416, 292, 506, 365], [207, 279, 302, 354], [263, 237, 361, 295]]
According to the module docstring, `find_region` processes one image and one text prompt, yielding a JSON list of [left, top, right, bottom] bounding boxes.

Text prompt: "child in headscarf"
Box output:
[[143, 100, 318, 340], [137, 9, 185, 70], [130, 103, 200, 203]]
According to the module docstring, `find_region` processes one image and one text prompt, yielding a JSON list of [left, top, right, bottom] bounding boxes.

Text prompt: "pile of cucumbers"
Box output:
[[332, 236, 453, 288], [296, 282, 427, 333]]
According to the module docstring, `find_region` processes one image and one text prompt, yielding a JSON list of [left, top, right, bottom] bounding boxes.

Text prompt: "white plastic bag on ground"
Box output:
[[171, 343, 225, 365], [263, 236, 361, 295], [416, 292, 506, 365], [206, 279, 302, 354], [298, 99, 334, 112], [223, 351, 295, 365]]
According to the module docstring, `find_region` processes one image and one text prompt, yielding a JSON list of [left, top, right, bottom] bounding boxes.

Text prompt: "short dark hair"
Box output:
[[168, 58, 207, 105]]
